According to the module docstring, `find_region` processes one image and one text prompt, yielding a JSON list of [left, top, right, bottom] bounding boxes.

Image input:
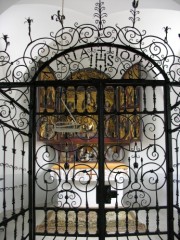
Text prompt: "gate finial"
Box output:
[[51, 10, 65, 28], [94, 0, 107, 30], [24, 17, 33, 42], [51, 0, 65, 28], [163, 26, 171, 43], [1, 34, 10, 51], [129, 0, 140, 28]]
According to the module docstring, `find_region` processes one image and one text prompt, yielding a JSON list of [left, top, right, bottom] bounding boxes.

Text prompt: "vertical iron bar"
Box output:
[[2, 143, 7, 222], [12, 147, 15, 215], [14, 217, 17, 240], [155, 181, 160, 232], [153, 86, 157, 111], [97, 81, 106, 239], [28, 85, 36, 240], [175, 139, 179, 206], [21, 149, 25, 211], [164, 83, 174, 239], [143, 86, 147, 112], [21, 146, 25, 238]]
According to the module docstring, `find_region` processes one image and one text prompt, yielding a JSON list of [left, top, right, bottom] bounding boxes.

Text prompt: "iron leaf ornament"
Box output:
[[132, 0, 139, 9], [24, 17, 33, 42], [51, 10, 65, 28], [1, 34, 10, 51], [94, 0, 107, 30], [163, 26, 171, 43], [130, 0, 140, 27]]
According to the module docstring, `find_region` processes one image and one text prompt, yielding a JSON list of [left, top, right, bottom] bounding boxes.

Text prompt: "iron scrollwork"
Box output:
[[0, 0, 179, 238]]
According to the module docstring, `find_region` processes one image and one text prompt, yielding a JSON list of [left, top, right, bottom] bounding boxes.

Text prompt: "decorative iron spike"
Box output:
[[129, 0, 140, 28], [94, 0, 107, 30], [132, 0, 139, 9], [24, 17, 33, 42], [1, 34, 10, 51], [51, 10, 65, 28], [163, 26, 171, 43]]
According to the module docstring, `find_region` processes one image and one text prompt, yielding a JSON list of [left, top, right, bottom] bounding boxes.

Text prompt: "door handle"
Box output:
[[96, 185, 117, 204]]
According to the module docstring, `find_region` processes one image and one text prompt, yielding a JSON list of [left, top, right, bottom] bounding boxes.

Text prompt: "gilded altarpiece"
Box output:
[[37, 64, 140, 162]]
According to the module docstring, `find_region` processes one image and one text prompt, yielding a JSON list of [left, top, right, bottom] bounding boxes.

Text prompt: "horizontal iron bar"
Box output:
[[35, 205, 168, 212], [35, 231, 168, 237], [0, 79, 169, 88], [35, 232, 99, 237], [0, 89, 29, 114], [34, 79, 167, 87], [34, 79, 166, 86], [35, 207, 99, 212], [0, 119, 31, 137], [168, 82, 180, 86], [0, 82, 32, 88], [36, 110, 165, 115], [102, 232, 168, 237]]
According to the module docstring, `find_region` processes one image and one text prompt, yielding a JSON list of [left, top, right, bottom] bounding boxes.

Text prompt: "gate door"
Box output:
[[33, 45, 170, 240]]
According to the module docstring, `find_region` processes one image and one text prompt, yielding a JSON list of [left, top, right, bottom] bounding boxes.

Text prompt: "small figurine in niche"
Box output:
[[39, 87, 45, 108], [39, 116, 55, 139], [79, 147, 95, 162], [80, 116, 97, 139], [59, 152, 66, 163], [89, 151, 95, 161], [119, 116, 129, 140], [46, 87, 55, 108], [104, 100, 112, 113], [86, 91, 97, 112], [79, 148, 85, 161], [104, 116, 116, 138], [85, 150, 90, 161], [67, 101, 74, 112]]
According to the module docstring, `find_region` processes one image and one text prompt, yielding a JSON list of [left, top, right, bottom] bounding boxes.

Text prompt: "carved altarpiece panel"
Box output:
[[37, 65, 141, 162]]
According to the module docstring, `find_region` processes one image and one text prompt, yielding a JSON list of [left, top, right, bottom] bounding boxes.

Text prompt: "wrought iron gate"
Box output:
[[31, 43, 175, 240], [0, 0, 179, 239]]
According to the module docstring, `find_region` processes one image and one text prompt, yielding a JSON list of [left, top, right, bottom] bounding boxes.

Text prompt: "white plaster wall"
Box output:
[[0, 4, 92, 60], [1, 6, 180, 56]]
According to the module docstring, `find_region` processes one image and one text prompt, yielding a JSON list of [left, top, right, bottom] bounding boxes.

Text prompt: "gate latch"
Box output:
[[96, 185, 117, 204]]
